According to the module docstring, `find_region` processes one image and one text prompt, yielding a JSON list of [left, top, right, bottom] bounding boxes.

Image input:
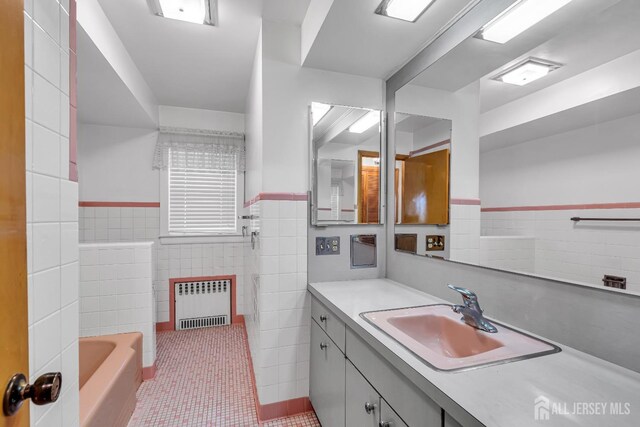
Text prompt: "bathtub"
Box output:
[[79, 333, 143, 427]]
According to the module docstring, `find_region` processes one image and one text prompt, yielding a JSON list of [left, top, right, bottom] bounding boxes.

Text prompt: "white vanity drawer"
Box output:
[[311, 296, 346, 353], [346, 327, 441, 427]]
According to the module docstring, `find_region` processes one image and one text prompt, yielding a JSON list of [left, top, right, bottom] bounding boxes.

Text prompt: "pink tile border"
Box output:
[[142, 363, 156, 381], [79, 201, 161, 207], [69, 0, 77, 182], [451, 198, 481, 205], [481, 202, 640, 212], [244, 193, 308, 208]]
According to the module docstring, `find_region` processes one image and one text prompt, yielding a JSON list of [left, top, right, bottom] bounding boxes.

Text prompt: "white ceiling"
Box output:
[[302, 0, 477, 79], [97, 0, 263, 113], [77, 26, 158, 128], [262, 0, 311, 25], [395, 114, 445, 133], [410, 0, 637, 114]]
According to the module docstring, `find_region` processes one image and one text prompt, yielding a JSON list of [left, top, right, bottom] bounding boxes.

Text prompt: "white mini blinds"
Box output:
[[154, 128, 245, 235]]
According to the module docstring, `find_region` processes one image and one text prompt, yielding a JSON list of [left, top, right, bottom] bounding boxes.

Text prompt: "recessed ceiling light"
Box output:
[[478, 0, 573, 44], [147, 0, 217, 26], [492, 58, 562, 86], [349, 111, 380, 134], [311, 103, 332, 126], [375, 0, 436, 23]]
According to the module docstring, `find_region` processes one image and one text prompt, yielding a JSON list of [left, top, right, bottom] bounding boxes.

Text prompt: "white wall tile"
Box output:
[[32, 73, 60, 132], [34, 0, 59, 43], [33, 23, 59, 85], [32, 223, 60, 272], [32, 123, 60, 176], [32, 174, 60, 222], [32, 267, 60, 322]]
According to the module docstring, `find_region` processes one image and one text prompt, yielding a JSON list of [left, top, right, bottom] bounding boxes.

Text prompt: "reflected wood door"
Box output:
[[0, 0, 29, 425], [360, 167, 380, 224], [401, 149, 449, 224]]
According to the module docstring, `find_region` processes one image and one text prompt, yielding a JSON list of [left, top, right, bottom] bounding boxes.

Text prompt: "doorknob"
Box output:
[[3, 372, 62, 416]]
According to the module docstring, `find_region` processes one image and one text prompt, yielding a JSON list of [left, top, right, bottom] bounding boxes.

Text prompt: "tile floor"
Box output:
[[128, 325, 320, 427]]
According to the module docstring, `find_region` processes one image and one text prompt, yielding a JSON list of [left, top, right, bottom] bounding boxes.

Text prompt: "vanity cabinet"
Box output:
[[310, 320, 346, 427], [444, 413, 464, 427], [346, 361, 379, 426], [312, 297, 346, 352], [346, 360, 409, 427], [310, 295, 463, 427]]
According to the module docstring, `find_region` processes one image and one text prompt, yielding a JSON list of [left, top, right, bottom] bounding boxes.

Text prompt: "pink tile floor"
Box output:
[[128, 325, 320, 427]]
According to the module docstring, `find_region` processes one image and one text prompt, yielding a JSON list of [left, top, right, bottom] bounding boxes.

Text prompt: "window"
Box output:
[[162, 151, 242, 237], [155, 129, 245, 240]]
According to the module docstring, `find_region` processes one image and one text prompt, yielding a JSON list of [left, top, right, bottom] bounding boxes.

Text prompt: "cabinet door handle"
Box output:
[[364, 402, 377, 414], [380, 422, 393, 427], [319, 315, 327, 322], [319, 342, 328, 350]]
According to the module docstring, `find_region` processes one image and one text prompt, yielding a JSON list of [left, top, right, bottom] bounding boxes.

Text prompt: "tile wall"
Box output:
[[478, 236, 535, 273], [449, 204, 480, 265], [78, 206, 248, 322], [481, 208, 640, 292], [78, 242, 156, 367], [25, 0, 79, 425], [244, 200, 310, 406]]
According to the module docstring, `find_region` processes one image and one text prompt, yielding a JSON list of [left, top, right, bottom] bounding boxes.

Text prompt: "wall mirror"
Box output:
[[310, 102, 384, 226], [393, 0, 640, 293]]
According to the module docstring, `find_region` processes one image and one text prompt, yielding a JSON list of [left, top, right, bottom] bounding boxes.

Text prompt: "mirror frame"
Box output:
[[309, 103, 386, 227]]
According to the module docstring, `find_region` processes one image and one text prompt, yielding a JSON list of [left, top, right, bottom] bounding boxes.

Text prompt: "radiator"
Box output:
[[174, 279, 231, 330]]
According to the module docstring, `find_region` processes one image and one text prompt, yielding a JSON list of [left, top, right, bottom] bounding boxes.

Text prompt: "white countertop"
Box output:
[[308, 278, 640, 427]]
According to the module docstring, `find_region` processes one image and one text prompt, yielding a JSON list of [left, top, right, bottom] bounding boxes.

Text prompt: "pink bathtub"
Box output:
[[79, 333, 143, 427]]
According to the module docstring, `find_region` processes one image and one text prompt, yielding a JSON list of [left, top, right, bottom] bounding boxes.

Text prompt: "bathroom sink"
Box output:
[[361, 304, 560, 372]]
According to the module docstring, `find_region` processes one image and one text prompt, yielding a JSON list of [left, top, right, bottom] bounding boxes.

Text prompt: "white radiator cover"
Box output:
[[174, 279, 231, 330]]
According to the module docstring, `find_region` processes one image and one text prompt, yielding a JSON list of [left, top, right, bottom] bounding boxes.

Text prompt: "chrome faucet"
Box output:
[[448, 285, 498, 333]]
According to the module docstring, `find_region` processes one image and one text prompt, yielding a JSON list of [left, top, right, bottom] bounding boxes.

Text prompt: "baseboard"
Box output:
[[257, 397, 313, 422], [142, 363, 157, 380], [238, 317, 314, 422], [155, 322, 172, 332]]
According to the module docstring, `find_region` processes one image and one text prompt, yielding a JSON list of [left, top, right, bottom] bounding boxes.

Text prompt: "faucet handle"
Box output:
[[447, 285, 478, 302]]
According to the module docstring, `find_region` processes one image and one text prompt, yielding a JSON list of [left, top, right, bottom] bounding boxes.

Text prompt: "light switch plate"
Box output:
[[316, 237, 340, 255]]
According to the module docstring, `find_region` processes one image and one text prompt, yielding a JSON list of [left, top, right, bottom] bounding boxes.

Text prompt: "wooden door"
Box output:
[[359, 167, 379, 224], [0, 0, 29, 425], [401, 148, 450, 224]]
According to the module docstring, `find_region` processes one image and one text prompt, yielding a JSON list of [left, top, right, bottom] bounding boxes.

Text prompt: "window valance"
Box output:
[[152, 127, 246, 172]]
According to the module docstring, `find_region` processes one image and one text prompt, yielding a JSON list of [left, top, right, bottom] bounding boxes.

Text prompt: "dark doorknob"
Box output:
[[3, 372, 62, 416]]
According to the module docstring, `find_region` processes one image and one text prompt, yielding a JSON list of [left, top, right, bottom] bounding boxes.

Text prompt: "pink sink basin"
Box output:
[[361, 305, 560, 371]]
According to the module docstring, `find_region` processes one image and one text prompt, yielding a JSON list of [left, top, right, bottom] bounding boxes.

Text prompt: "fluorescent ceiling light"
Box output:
[[493, 58, 562, 86], [349, 111, 380, 134], [479, 0, 573, 44], [375, 0, 436, 23], [148, 0, 217, 26], [311, 103, 332, 126]]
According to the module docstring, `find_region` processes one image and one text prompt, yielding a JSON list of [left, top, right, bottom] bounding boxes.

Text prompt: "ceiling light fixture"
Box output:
[[492, 58, 562, 86], [147, 0, 218, 26], [349, 111, 380, 134], [311, 103, 332, 126], [375, 0, 436, 23], [478, 0, 573, 44]]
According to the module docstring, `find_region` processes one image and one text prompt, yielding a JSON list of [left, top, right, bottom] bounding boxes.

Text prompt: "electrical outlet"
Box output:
[[426, 235, 445, 251], [316, 237, 340, 255]]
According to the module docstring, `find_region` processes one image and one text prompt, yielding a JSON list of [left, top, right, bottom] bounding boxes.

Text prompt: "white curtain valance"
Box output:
[[152, 127, 246, 172]]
